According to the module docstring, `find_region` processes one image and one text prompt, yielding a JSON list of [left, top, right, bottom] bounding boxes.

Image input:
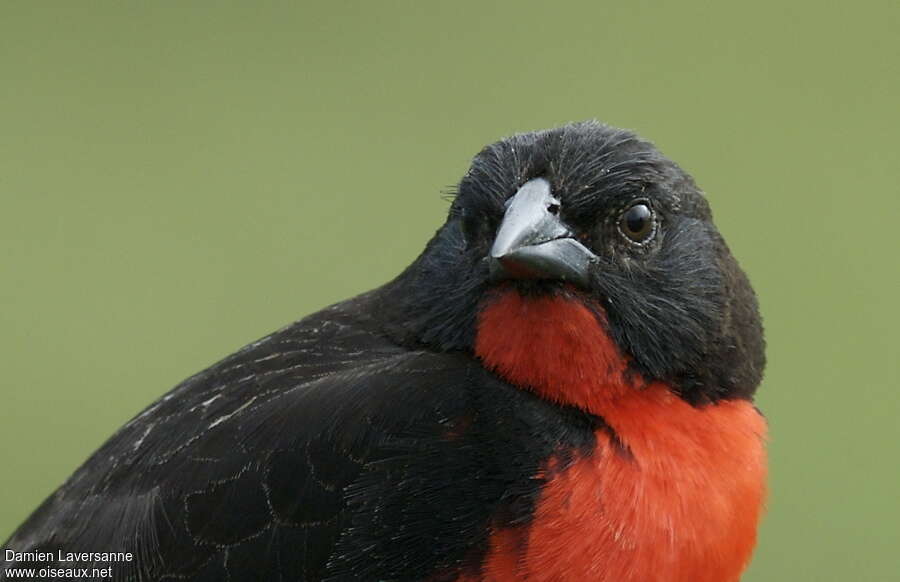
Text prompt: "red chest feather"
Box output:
[[470, 290, 767, 582]]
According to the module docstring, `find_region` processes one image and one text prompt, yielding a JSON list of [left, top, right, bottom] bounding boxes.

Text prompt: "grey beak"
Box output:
[[489, 178, 597, 288]]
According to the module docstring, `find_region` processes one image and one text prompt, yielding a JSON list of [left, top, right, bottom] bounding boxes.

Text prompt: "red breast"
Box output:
[[470, 288, 767, 582]]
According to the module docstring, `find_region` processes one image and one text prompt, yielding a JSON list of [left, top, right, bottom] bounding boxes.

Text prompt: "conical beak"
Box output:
[[489, 178, 597, 288]]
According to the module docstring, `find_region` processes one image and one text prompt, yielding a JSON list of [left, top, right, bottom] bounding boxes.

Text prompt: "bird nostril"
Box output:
[[547, 203, 560, 215]]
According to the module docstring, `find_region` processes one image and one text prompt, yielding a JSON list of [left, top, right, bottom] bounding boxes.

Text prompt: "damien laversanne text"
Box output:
[[4, 549, 134, 563]]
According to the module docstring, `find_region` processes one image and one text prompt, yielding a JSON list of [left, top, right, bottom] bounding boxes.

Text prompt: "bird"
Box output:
[[2, 121, 767, 582]]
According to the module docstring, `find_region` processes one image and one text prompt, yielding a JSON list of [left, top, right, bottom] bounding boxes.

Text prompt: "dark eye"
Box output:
[[618, 202, 655, 243]]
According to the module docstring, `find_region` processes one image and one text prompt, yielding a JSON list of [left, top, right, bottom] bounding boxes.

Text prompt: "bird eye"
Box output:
[[618, 202, 655, 243]]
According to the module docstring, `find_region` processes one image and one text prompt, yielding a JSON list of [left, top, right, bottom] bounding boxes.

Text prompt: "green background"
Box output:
[[2, 3, 898, 580]]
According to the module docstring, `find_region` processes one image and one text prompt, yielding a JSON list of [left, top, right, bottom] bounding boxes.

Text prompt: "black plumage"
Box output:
[[2, 121, 764, 581], [5, 296, 601, 581]]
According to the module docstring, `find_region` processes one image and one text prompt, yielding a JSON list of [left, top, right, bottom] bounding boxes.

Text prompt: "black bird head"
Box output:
[[382, 121, 764, 404]]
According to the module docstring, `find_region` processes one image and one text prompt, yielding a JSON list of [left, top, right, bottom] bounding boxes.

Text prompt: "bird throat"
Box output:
[[475, 286, 633, 413]]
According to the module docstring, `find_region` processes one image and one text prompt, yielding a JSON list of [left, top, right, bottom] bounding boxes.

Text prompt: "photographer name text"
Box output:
[[4, 549, 134, 564]]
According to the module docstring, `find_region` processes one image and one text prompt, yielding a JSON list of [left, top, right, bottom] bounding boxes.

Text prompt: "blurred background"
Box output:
[[1, 2, 898, 580]]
